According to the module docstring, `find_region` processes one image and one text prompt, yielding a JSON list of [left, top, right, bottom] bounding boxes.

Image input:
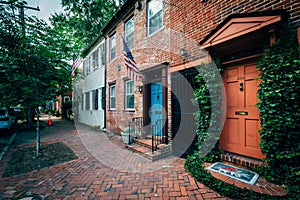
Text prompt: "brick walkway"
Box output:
[[0, 118, 228, 199]]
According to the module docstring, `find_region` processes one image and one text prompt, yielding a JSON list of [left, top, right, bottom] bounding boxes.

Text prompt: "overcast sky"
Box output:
[[26, 0, 63, 24]]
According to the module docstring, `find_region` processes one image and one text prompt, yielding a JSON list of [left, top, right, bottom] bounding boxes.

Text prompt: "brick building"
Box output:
[[78, 0, 300, 160]]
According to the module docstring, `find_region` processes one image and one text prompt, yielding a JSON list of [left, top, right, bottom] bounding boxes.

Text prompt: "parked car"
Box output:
[[0, 108, 16, 134]]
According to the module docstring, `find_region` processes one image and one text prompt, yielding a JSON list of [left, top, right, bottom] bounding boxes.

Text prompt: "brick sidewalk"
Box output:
[[0, 118, 228, 199]]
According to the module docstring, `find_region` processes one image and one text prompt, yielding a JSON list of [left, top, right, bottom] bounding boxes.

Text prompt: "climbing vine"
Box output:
[[256, 25, 300, 197], [186, 25, 299, 199]]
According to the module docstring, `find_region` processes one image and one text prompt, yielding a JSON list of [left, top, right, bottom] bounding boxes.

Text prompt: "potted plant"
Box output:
[[121, 127, 135, 144]]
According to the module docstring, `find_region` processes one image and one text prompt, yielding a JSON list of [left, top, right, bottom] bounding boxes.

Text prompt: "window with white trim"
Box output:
[[109, 84, 116, 110], [99, 42, 105, 68], [147, 0, 163, 35], [125, 16, 134, 48], [110, 33, 116, 61], [125, 80, 134, 110]]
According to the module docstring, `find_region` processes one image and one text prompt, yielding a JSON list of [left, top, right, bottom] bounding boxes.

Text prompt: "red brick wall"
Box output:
[[167, 0, 300, 67], [105, 0, 300, 134]]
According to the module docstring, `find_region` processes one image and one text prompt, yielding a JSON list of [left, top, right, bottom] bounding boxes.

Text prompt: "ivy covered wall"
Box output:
[[186, 25, 300, 199]]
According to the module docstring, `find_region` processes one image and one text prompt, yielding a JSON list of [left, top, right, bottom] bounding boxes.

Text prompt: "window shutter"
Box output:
[[95, 89, 99, 110], [101, 87, 106, 110]]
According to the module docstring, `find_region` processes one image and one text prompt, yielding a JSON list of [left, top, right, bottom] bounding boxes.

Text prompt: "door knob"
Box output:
[[239, 82, 243, 91]]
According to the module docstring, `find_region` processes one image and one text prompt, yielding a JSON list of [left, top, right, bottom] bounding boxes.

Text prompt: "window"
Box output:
[[125, 80, 134, 110], [93, 49, 99, 70], [83, 60, 87, 76], [99, 42, 106, 67], [125, 16, 134, 48], [110, 33, 116, 61], [109, 84, 116, 110], [147, 0, 163, 35]]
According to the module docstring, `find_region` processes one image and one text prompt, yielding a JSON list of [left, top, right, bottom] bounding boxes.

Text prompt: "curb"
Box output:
[[0, 132, 16, 161]]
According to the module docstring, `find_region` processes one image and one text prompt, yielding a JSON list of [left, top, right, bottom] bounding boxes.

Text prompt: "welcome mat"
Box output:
[[206, 162, 259, 185]]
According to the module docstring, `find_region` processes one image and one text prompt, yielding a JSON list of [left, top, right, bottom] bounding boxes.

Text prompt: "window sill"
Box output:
[[108, 109, 116, 112], [147, 26, 165, 38], [123, 109, 135, 112]]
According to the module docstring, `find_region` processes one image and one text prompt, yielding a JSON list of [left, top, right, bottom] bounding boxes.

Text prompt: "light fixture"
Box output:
[[137, 85, 143, 94], [136, 1, 143, 10], [180, 48, 188, 59]]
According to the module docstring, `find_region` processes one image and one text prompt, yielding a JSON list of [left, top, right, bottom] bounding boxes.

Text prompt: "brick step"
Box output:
[[134, 138, 166, 150], [221, 152, 266, 169], [126, 142, 173, 161]]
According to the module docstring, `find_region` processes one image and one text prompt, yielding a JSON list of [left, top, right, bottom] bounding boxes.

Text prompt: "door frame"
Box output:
[[141, 63, 168, 144]]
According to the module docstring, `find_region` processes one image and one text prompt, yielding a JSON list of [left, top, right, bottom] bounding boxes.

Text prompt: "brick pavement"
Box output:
[[0, 118, 228, 199]]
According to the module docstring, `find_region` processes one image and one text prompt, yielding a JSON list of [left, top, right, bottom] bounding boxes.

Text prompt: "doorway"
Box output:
[[221, 62, 264, 159]]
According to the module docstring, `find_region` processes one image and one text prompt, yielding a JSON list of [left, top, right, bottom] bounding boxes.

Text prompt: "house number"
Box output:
[[237, 76, 246, 80]]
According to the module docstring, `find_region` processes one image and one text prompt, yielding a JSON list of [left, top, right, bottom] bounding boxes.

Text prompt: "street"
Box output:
[[0, 117, 227, 199]]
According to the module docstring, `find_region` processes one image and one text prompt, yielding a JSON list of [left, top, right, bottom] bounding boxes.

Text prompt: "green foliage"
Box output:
[[0, 2, 73, 110], [187, 26, 299, 199], [193, 58, 224, 160], [256, 25, 300, 197], [51, 0, 117, 50], [185, 152, 287, 200]]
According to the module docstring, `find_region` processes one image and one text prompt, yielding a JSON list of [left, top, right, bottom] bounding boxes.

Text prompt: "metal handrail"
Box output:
[[151, 119, 166, 153], [128, 117, 143, 144]]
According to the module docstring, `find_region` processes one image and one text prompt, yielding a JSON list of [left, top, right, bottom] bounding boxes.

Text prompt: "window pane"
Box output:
[[148, 0, 163, 18], [126, 94, 134, 109], [147, 0, 163, 35], [125, 80, 134, 109], [149, 11, 162, 34], [110, 85, 116, 109], [125, 17, 134, 48], [110, 34, 116, 60]]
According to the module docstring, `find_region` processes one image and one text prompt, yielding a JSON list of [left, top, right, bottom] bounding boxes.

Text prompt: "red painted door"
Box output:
[[221, 63, 265, 159]]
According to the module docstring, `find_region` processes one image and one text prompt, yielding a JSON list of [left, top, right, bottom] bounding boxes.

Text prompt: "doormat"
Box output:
[[206, 162, 259, 185]]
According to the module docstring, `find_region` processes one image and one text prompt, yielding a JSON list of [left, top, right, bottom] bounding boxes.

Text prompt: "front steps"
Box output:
[[126, 138, 172, 161]]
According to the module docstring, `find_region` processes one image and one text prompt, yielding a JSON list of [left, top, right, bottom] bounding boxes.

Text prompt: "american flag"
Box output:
[[122, 36, 143, 81], [71, 57, 83, 76]]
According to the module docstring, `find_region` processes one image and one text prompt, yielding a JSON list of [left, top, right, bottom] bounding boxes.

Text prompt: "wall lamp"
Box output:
[[180, 48, 188, 59], [137, 85, 143, 94]]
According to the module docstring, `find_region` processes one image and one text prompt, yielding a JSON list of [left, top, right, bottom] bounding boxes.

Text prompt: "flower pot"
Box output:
[[121, 132, 134, 144]]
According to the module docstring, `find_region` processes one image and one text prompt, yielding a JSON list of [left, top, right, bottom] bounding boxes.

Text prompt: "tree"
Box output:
[[0, 1, 72, 123], [50, 0, 117, 51]]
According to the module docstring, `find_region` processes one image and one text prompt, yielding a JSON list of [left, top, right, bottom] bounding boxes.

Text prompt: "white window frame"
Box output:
[[98, 88, 103, 110], [109, 84, 116, 110], [109, 33, 116, 61], [147, 0, 163, 36], [125, 80, 134, 110], [125, 16, 134, 48], [99, 41, 105, 68]]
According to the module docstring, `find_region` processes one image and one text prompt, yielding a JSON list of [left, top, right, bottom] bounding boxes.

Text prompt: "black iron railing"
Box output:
[[151, 119, 166, 153], [128, 117, 143, 145]]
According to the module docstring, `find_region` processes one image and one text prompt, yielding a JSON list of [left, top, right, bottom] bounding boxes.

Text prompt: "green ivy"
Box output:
[[185, 153, 287, 200], [256, 25, 300, 197], [192, 58, 224, 161], [187, 25, 299, 199]]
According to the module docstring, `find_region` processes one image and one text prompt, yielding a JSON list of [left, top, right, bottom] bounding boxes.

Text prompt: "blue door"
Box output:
[[151, 82, 163, 136]]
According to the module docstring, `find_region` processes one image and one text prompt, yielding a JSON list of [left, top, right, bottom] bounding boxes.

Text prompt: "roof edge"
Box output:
[[199, 10, 289, 46]]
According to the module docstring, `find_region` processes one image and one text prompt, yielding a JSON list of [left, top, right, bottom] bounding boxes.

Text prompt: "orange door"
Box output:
[[221, 63, 265, 159]]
